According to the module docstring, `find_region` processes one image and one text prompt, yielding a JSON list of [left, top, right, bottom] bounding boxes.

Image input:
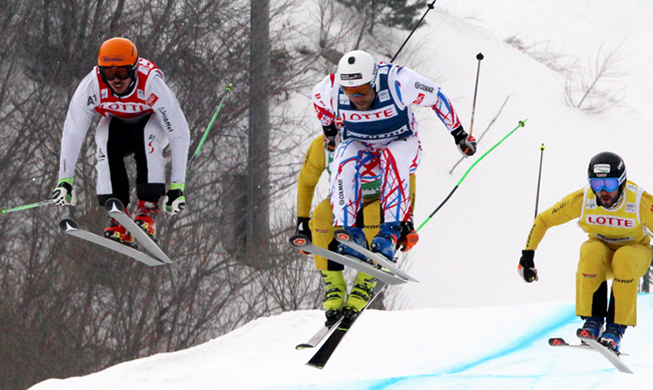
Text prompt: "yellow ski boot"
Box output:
[[321, 270, 347, 326], [343, 271, 377, 320]]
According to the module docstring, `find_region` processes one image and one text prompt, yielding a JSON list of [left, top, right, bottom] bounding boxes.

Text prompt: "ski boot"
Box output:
[[337, 226, 368, 262], [599, 323, 626, 354], [343, 272, 377, 320], [321, 270, 347, 326], [105, 214, 136, 248], [134, 200, 159, 242], [370, 221, 402, 262], [576, 316, 604, 340]]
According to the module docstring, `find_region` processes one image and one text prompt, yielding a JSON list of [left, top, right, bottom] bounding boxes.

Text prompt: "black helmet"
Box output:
[[588, 152, 626, 181], [587, 152, 627, 198]]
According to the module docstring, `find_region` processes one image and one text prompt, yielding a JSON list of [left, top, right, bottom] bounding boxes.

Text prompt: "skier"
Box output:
[[295, 129, 417, 322], [310, 50, 475, 316], [519, 152, 653, 353], [51, 37, 190, 246]]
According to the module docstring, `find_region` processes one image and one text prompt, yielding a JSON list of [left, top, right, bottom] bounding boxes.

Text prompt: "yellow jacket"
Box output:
[[526, 181, 653, 250]]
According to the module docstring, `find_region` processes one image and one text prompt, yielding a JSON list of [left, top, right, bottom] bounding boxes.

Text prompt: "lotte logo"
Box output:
[[586, 215, 635, 228]]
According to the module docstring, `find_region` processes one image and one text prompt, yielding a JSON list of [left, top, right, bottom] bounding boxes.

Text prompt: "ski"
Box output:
[[333, 229, 418, 282], [306, 282, 387, 369], [576, 331, 633, 374], [289, 234, 407, 285], [296, 317, 344, 350], [105, 198, 173, 264], [549, 336, 633, 374], [60, 219, 167, 267]]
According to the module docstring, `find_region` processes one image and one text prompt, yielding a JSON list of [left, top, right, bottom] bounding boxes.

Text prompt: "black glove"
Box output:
[[295, 217, 312, 242], [322, 123, 338, 152], [518, 250, 539, 283], [451, 126, 477, 157], [397, 220, 419, 252]]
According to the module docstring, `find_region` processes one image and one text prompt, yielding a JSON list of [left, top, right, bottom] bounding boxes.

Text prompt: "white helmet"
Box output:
[[336, 50, 378, 88]]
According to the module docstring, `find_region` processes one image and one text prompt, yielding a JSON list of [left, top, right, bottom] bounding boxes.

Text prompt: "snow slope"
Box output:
[[28, 0, 653, 388], [30, 294, 653, 389]]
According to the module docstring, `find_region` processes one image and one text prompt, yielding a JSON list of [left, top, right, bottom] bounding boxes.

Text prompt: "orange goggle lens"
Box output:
[[343, 83, 372, 97], [100, 66, 132, 81]]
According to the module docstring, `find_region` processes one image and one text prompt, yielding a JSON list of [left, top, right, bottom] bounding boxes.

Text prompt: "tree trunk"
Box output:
[[247, 0, 271, 267]]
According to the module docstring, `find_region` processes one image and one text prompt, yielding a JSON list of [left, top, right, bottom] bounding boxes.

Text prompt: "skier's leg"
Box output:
[[599, 242, 649, 353], [576, 239, 611, 319], [610, 243, 652, 326], [96, 117, 130, 206], [311, 198, 346, 324], [309, 198, 342, 271], [331, 139, 370, 260], [371, 137, 419, 260], [330, 139, 366, 228], [133, 115, 166, 239], [96, 117, 135, 246]]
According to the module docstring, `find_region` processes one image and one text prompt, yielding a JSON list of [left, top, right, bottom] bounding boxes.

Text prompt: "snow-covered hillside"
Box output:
[[30, 294, 653, 389], [29, 0, 653, 388]]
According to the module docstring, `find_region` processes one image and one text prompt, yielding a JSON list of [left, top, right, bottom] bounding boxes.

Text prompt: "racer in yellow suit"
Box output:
[[295, 132, 416, 324], [518, 152, 653, 353]]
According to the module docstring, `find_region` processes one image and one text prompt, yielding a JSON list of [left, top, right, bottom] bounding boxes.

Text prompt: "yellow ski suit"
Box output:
[[526, 181, 653, 326]]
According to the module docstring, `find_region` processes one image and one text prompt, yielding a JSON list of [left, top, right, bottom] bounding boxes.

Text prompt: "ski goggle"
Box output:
[[99, 65, 133, 81], [589, 177, 621, 193], [343, 83, 373, 98]]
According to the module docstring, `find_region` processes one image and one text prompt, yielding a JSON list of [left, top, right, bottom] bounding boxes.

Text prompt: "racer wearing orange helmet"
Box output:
[[51, 37, 190, 246]]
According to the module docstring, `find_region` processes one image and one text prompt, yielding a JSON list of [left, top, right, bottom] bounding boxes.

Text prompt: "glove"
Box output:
[[51, 178, 76, 206], [295, 217, 312, 255], [518, 250, 539, 283], [398, 220, 419, 252], [163, 183, 185, 216], [322, 123, 338, 152], [295, 217, 312, 242], [451, 126, 477, 157]]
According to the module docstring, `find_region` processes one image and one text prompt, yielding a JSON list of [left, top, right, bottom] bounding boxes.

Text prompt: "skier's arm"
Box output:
[[147, 72, 191, 185], [58, 72, 99, 181], [311, 74, 337, 127], [394, 66, 475, 155], [519, 189, 583, 282], [297, 136, 327, 219], [525, 189, 584, 250], [393, 66, 462, 132]]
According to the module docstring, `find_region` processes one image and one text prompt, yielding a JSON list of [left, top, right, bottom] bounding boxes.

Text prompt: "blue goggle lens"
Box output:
[[590, 178, 620, 192]]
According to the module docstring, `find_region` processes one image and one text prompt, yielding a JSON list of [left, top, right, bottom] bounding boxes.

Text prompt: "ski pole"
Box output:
[[463, 52, 484, 155], [468, 53, 484, 138], [186, 83, 233, 174], [534, 143, 545, 219], [417, 119, 527, 231], [391, 1, 438, 62], [1, 199, 54, 215]]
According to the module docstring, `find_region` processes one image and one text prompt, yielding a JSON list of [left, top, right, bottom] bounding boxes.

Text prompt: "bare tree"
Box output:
[[564, 44, 626, 114], [0, 1, 318, 389]]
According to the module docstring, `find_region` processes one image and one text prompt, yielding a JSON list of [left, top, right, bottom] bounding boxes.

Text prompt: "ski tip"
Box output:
[[105, 198, 125, 213], [59, 218, 79, 231], [289, 235, 309, 247], [305, 362, 324, 370], [548, 338, 568, 346], [576, 328, 596, 340], [333, 229, 351, 241], [296, 344, 313, 350]]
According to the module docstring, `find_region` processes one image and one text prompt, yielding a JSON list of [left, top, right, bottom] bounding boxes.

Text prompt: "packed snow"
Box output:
[[29, 0, 653, 388]]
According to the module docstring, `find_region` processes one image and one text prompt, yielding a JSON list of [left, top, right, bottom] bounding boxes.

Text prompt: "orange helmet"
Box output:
[[98, 37, 138, 68]]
